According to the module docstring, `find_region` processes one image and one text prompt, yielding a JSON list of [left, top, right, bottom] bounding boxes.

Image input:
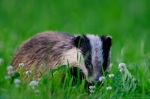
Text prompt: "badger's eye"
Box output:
[[90, 61, 93, 67], [85, 62, 93, 76], [89, 62, 93, 74]]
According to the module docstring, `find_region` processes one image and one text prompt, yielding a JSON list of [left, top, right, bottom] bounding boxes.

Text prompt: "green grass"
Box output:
[[0, 0, 150, 98]]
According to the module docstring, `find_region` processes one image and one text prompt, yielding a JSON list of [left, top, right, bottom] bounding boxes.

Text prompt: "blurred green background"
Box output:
[[0, 0, 150, 76], [0, 0, 150, 97]]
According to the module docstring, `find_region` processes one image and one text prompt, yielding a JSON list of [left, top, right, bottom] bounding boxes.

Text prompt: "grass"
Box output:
[[0, 0, 150, 98]]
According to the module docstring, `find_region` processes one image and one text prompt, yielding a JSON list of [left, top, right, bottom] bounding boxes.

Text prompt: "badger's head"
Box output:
[[74, 34, 112, 84]]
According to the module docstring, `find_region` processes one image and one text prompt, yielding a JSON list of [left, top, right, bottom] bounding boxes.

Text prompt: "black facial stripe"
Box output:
[[100, 36, 111, 71], [79, 35, 93, 76]]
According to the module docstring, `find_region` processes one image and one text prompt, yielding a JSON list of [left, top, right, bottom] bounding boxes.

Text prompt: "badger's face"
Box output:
[[74, 34, 112, 84]]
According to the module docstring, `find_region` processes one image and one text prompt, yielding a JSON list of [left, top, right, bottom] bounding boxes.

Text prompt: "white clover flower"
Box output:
[[89, 89, 95, 93], [5, 75, 11, 80], [118, 63, 126, 72], [118, 63, 126, 68], [37, 78, 41, 81], [106, 86, 112, 90], [7, 66, 14, 71], [89, 86, 95, 89], [108, 74, 114, 78], [26, 70, 32, 76], [29, 80, 38, 89], [14, 78, 21, 84], [7, 71, 15, 76], [19, 63, 24, 68], [7, 66, 15, 76], [99, 76, 105, 82], [0, 58, 3, 65], [14, 78, 21, 88]]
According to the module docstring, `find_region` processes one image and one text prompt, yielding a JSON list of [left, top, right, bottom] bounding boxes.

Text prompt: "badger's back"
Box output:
[[11, 31, 76, 75]]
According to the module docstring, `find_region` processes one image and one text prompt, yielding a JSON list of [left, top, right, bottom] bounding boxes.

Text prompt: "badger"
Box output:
[[11, 31, 112, 85]]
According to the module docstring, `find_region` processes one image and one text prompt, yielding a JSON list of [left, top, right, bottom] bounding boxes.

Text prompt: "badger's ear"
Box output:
[[74, 36, 83, 48], [105, 36, 112, 48]]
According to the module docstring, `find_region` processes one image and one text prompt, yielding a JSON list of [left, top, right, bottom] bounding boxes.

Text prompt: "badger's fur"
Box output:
[[11, 31, 112, 84]]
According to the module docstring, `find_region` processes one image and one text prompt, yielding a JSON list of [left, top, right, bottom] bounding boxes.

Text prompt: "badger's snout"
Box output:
[[95, 77, 100, 83], [89, 79, 102, 86], [88, 75, 103, 85]]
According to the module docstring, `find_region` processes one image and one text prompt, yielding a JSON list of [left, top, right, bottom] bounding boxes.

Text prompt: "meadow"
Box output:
[[0, 0, 150, 98]]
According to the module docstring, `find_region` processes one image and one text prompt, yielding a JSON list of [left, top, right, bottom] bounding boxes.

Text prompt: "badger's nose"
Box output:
[[95, 77, 100, 82]]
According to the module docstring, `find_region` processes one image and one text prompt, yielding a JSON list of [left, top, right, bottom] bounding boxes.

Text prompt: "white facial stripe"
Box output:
[[62, 48, 88, 78], [87, 35, 103, 67]]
